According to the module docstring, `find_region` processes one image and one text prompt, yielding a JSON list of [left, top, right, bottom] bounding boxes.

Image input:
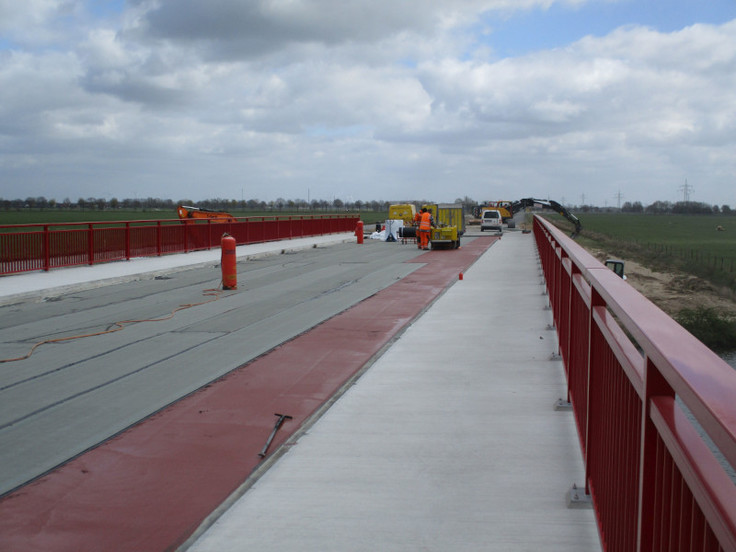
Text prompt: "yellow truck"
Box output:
[[387, 204, 417, 225], [423, 203, 465, 249]]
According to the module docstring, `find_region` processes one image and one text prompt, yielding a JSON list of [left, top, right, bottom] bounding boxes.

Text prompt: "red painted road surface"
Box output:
[[0, 237, 496, 552]]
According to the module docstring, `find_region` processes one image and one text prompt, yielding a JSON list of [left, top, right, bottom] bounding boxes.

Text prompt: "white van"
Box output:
[[480, 209, 502, 232]]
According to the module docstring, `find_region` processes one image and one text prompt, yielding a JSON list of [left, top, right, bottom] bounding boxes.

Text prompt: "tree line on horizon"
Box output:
[[0, 196, 393, 213], [618, 200, 732, 215], [1, 196, 733, 216]]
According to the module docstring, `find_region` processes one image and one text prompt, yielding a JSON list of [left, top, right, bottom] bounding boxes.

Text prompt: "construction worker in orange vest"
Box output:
[[418, 207, 433, 250], [413, 209, 422, 246]]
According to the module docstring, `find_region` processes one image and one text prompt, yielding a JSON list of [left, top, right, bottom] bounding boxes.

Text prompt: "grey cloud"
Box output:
[[80, 69, 192, 108], [132, 0, 442, 58]]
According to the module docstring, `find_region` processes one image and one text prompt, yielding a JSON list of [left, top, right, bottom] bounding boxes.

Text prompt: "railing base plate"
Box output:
[[554, 398, 572, 411], [566, 484, 592, 509]]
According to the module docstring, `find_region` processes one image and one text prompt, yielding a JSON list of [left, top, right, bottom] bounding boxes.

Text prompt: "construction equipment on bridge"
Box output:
[[177, 205, 237, 223], [424, 203, 465, 249], [473, 201, 514, 224], [473, 198, 581, 238], [510, 198, 582, 238], [388, 204, 417, 225], [388, 203, 419, 244]]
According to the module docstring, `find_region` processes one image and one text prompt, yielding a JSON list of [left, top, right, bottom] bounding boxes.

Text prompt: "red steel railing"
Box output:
[[534, 215, 736, 552], [0, 214, 359, 275]]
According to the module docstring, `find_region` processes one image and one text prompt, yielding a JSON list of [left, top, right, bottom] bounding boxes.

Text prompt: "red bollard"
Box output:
[[221, 233, 237, 290], [355, 220, 364, 244]]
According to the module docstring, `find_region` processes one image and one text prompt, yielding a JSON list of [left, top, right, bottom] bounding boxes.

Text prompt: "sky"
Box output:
[[1, 0, 735, 207]]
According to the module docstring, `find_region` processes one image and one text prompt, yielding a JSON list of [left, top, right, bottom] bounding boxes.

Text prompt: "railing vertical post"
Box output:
[[583, 287, 606, 495], [559, 254, 571, 363], [88, 223, 94, 265], [183, 221, 189, 253], [43, 225, 50, 271], [156, 221, 162, 256], [636, 358, 675, 552], [555, 246, 564, 330], [548, 241, 557, 308], [568, 262, 576, 364], [125, 222, 131, 261], [207, 220, 212, 250], [564, 263, 581, 402]]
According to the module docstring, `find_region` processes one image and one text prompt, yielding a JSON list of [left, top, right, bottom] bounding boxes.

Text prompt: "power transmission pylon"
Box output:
[[614, 190, 624, 209], [679, 179, 693, 202]]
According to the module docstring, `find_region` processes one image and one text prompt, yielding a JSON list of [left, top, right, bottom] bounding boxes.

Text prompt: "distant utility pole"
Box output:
[[581, 193, 585, 206], [614, 189, 624, 209], [679, 179, 693, 202]]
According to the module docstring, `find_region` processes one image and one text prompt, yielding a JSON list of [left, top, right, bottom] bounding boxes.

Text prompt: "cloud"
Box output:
[[137, 0, 433, 50], [0, 0, 85, 46], [1, 1, 735, 206]]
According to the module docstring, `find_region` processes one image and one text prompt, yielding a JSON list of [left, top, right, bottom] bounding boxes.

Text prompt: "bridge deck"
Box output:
[[0, 230, 600, 551], [186, 231, 600, 551]]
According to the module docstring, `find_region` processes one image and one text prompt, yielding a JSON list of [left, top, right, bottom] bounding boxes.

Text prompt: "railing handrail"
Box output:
[[534, 214, 736, 551]]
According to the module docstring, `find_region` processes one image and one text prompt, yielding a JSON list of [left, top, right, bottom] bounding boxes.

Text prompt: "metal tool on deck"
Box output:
[[258, 413, 293, 457]]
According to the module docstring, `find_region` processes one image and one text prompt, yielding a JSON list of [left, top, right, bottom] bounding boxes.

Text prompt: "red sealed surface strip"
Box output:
[[0, 237, 496, 552]]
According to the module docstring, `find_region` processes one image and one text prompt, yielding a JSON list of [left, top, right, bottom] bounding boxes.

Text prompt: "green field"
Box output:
[[0, 209, 181, 226], [552, 212, 736, 290], [0, 208, 387, 227], [578, 213, 735, 259], [544, 212, 736, 350]]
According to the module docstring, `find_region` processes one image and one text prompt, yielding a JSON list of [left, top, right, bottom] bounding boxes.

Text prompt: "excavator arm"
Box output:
[[510, 198, 582, 238]]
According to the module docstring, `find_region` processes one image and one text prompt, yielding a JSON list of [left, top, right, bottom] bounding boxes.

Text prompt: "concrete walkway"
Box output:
[[186, 231, 601, 551]]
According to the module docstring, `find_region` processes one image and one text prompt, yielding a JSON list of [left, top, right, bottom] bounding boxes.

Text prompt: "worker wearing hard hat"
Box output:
[[418, 207, 434, 250]]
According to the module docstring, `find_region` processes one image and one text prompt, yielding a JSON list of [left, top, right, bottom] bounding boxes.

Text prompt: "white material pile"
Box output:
[[370, 220, 404, 241]]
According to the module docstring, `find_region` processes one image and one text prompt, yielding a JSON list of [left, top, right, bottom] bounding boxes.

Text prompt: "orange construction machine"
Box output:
[[472, 201, 513, 222], [177, 205, 236, 223]]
